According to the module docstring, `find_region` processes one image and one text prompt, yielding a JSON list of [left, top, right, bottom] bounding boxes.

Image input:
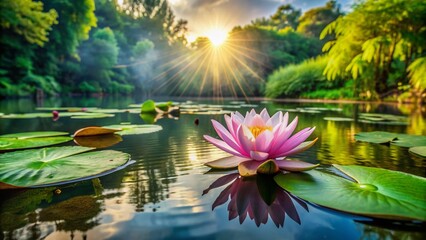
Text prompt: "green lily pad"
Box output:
[[0, 136, 72, 151], [86, 109, 128, 113], [141, 99, 156, 113], [103, 124, 162, 136], [323, 117, 354, 122], [274, 165, 426, 220], [0, 146, 131, 188], [391, 135, 426, 148], [354, 131, 397, 144], [0, 113, 54, 119], [355, 131, 426, 147], [71, 113, 115, 119], [408, 146, 426, 158], [36, 107, 97, 112], [0, 131, 69, 139]]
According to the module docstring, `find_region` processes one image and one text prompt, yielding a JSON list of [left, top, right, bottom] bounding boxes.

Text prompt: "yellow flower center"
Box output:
[[249, 126, 272, 138]]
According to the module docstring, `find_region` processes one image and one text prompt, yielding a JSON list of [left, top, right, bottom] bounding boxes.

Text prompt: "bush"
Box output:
[[265, 56, 342, 98]]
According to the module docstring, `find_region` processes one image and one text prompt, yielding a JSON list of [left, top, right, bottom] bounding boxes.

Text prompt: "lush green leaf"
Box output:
[[0, 146, 130, 188], [274, 165, 426, 220]]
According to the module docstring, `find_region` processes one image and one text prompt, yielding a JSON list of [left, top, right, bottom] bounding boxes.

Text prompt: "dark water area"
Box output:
[[0, 96, 425, 240]]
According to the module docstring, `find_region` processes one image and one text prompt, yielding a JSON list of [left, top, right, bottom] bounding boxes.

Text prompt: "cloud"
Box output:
[[169, 0, 353, 35]]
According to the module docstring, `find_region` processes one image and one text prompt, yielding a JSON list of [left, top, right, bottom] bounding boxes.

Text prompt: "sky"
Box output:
[[168, 0, 354, 39]]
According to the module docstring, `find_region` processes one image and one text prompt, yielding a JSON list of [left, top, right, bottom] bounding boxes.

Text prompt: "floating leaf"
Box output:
[[36, 107, 96, 112], [73, 134, 123, 148], [0, 136, 72, 151], [0, 113, 55, 119], [0, 131, 69, 140], [141, 99, 156, 113], [103, 124, 162, 135], [354, 131, 397, 144], [408, 146, 426, 158], [355, 131, 426, 147], [274, 165, 426, 220], [391, 135, 426, 148], [86, 109, 128, 113], [323, 117, 354, 122], [0, 146, 131, 188], [71, 113, 115, 119], [73, 126, 120, 137]]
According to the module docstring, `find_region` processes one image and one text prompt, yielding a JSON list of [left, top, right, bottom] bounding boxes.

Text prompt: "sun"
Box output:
[[205, 28, 228, 47]]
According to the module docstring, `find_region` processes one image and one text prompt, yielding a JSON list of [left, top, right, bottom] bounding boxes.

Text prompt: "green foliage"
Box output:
[[133, 40, 155, 58], [297, 0, 341, 39], [265, 56, 344, 98], [0, 0, 58, 46], [321, 0, 426, 98], [408, 57, 426, 91]]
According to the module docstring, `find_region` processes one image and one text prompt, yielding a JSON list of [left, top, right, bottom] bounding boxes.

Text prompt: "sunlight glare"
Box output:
[[206, 29, 228, 47]]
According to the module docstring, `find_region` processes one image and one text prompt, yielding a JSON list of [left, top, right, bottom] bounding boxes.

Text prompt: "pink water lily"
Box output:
[[204, 108, 319, 176]]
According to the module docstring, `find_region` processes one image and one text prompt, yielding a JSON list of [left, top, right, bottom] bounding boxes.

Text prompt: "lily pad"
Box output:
[[71, 113, 115, 119], [0, 131, 69, 139], [141, 99, 156, 113], [354, 131, 397, 144], [323, 117, 354, 122], [36, 107, 96, 112], [73, 126, 120, 137], [274, 165, 426, 220], [0, 113, 55, 119], [0, 146, 131, 188], [408, 146, 426, 158], [0, 135, 72, 151], [74, 134, 123, 148], [103, 124, 162, 136], [355, 131, 426, 147]]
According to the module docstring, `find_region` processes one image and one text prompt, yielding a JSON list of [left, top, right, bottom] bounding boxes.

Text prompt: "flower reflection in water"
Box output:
[[203, 173, 309, 227]]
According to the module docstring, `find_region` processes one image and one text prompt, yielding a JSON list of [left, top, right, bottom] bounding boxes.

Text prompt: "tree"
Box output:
[[297, 0, 341, 39], [270, 4, 301, 30], [0, 0, 58, 96], [79, 28, 119, 93], [321, 0, 426, 99]]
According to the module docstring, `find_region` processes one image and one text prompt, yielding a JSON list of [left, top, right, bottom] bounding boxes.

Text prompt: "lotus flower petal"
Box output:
[[204, 109, 318, 175], [203, 135, 246, 158], [211, 120, 244, 153], [275, 159, 319, 172], [238, 159, 280, 176], [250, 151, 269, 161], [205, 155, 250, 169]]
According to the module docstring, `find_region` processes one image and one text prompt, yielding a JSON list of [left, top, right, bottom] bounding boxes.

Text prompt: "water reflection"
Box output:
[[0, 180, 105, 240], [203, 173, 308, 227]]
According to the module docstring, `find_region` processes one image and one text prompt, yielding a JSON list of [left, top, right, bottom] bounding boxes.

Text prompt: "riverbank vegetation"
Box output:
[[0, 0, 425, 102]]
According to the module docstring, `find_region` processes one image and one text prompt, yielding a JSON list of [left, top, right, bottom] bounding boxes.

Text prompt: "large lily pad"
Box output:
[[0, 131, 69, 139], [103, 124, 162, 136], [0, 146, 131, 188], [0, 136, 72, 151], [274, 165, 426, 220], [355, 131, 426, 147]]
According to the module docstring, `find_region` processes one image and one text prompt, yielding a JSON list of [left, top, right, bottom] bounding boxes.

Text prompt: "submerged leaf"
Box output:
[[274, 165, 426, 220]]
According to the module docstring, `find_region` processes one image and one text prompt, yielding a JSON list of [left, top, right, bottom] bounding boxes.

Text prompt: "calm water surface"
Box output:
[[0, 96, 425, 240]]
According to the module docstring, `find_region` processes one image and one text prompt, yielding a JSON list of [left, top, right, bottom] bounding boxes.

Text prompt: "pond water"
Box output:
[[0, 96, 425, 240]]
